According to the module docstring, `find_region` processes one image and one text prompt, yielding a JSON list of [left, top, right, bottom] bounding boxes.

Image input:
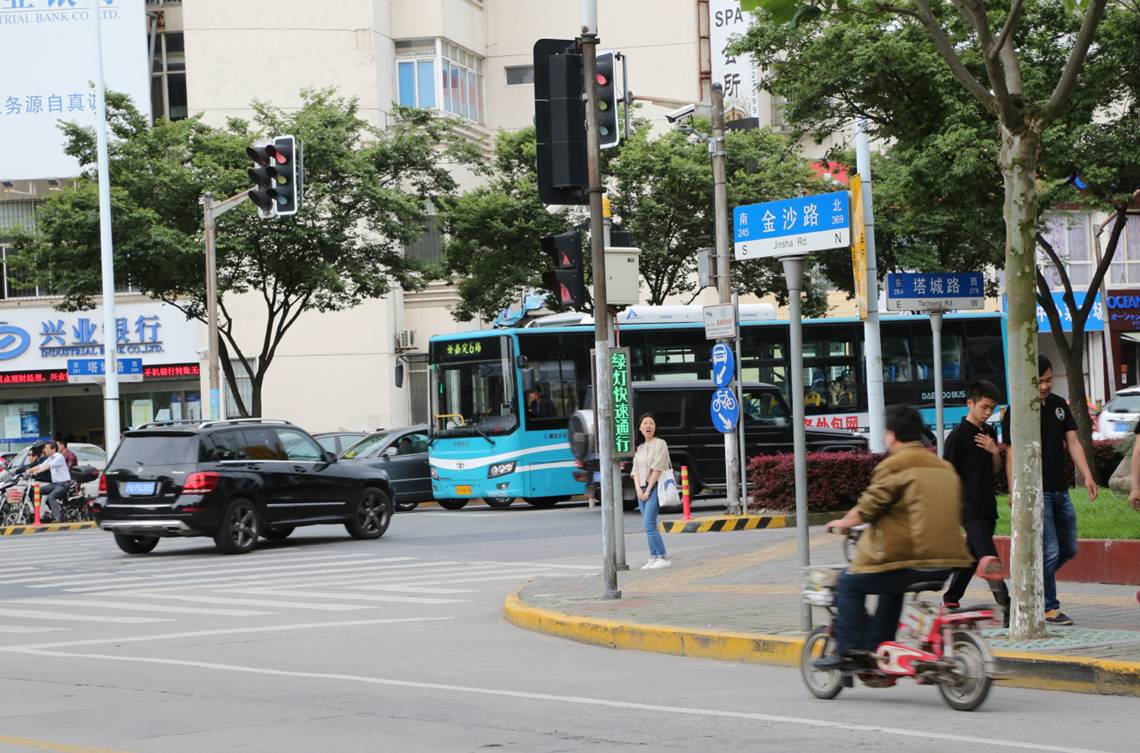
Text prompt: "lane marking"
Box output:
[[363, 585, 476, 595], [8, 598, 273, 617], [0, 623, 67, 633], [0, 607, 169, 624], [470, 560, 600, 570], [351, 573, 582, 590], [92, 592, 370, 612], [8, 649, 1119, 753], [219, 588, 465, 605], [0, 734, 134, 753], [0, 616, 453, 653]]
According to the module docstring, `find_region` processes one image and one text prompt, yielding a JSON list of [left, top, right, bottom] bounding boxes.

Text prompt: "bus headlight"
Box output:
[[487, 461, 516, 478]]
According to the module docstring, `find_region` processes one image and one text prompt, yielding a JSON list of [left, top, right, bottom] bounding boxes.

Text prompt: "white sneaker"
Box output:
[[649, 557, 672, 569], [640, 558, 658, 570]]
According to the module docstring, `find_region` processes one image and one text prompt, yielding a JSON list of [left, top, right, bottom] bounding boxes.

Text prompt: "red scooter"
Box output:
[[800, 529, 1004, 711]]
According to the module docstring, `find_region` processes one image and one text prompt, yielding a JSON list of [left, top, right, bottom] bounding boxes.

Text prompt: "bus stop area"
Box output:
[[504, 527, 1140, 697]]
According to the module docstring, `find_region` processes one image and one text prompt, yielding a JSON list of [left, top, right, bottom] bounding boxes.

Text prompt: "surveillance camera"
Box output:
[[665, 104, 696, 123]]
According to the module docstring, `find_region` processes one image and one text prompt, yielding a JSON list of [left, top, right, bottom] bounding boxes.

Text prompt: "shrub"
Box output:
[[748, 451, 884, 513]]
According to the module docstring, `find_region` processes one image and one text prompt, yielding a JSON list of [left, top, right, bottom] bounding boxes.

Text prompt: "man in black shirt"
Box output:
[[943, 380, 1010, 623], [1002, 356, 1097, 626]]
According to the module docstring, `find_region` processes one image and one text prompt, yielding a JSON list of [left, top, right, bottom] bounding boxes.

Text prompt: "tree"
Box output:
[[17, 89, 474, 416], [743, 0, 1111, 638]]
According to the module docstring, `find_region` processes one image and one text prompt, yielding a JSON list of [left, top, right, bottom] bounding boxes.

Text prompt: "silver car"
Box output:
[[1096, 387, 1140, 439]]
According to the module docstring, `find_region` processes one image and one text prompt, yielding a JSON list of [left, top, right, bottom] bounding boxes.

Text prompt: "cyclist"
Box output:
[[814, 405, 972, 670], [26, 441, 70, 523]]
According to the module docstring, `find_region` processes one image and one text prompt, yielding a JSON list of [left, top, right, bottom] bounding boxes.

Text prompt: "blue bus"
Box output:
[[428, 305, 1008, 509]]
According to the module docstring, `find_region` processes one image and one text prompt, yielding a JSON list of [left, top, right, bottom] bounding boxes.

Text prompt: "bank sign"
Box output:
[[0, 301, 201, 372], [0, 0, 149, 181]]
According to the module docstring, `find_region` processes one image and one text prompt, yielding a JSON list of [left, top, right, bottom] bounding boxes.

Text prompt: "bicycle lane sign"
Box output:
[[710, 387, 739, 433]]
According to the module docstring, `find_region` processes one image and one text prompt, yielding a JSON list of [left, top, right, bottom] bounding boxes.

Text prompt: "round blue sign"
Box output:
[[710, 343, 735, 388], [710, 387, 740, 433]]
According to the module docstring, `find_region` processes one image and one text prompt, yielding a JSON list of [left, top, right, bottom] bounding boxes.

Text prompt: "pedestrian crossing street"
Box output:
[[0, 532, 597, 641]]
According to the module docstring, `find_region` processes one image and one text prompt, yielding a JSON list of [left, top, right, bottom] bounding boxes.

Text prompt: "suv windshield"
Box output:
[[430, 336, 518, 438], [112, 434, 201, 467], [742, 389, 790, 426]]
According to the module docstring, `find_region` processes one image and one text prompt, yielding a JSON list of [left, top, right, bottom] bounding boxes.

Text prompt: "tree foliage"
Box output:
[[17, 89, 475, 415]]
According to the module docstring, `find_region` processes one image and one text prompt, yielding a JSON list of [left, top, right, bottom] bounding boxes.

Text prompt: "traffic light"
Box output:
[[245, 134, 302, 219], [541, 231, 586, 310], [533, 39, 588, 205], [594, 50, 620, 150]]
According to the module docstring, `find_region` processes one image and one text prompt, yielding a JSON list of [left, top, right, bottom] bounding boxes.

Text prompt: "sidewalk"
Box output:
[[506, 528, 1140, 697]]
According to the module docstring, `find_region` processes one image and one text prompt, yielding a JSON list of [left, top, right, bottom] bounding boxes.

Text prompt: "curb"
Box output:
[[0, 522, 98, 537], [504, 591, 1140, 697], [660, 515, 789, 534]]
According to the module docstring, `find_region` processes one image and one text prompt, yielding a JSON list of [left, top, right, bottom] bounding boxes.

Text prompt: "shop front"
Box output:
[[1106, 290, 1140, 390], [0, 301, 204, 453]]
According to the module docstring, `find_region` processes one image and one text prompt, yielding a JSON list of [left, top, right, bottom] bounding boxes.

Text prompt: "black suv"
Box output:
[[96, 419, 395, 555]]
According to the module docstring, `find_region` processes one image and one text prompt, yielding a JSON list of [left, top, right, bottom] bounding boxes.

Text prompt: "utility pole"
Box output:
[[200, 190, 251, 421], [711, 83, 742, 515], [603, 202, 627, 570], [92, 4, 120, 454], [581, 0, 619, 599], [855, 119, 886, 452]]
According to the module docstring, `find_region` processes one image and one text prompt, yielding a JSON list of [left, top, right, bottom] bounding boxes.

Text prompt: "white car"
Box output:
[[1097, 388, 1140, 439]]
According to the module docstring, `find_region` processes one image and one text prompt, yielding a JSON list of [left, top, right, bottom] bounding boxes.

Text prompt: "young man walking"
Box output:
[[942, 380, 1011, 625], [1002, 356, 1097, 626]]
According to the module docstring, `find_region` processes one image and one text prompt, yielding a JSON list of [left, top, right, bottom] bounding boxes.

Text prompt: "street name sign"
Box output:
[[711, 343, 735, 388], [733, 190, 850, 260], [67, 358, 144, 385], [885, 272, 985, 312], [703, 303, 736, 340], [710, 387, 740, 433]]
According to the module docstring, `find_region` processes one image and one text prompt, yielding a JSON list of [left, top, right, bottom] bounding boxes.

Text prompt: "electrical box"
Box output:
[[604, 246, 641, 306]]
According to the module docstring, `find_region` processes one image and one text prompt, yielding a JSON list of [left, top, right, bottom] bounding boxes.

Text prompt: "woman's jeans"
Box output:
[[639, 484, 667, 558]]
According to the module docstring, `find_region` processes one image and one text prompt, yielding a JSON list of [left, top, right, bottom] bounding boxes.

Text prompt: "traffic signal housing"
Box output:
[[594, 50, 620, 150], [533, 39, 587, 205], [541, 231, 586, 310], [246, 142, 279, 218], [245, 134, 302, 218]]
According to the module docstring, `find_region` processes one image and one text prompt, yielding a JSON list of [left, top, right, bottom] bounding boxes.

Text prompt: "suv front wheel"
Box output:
[[346, 487, 392, 539], [214, 497, 261, 554]]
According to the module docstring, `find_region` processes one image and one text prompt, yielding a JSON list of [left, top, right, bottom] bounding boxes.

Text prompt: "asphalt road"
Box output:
[[0, 502, 1133, 753]]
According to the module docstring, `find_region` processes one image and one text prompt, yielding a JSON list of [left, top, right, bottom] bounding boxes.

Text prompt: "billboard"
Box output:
[[0, 0, 149, 181], [709, 0, 759, 119]]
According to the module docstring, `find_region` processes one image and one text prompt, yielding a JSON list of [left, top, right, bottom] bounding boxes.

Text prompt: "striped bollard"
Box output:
[[33, 483, 41, 526], [681, 465, 691, 521]]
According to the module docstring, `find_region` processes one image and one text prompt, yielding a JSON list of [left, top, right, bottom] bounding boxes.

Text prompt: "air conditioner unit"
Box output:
[[396, 329, 416, 350]]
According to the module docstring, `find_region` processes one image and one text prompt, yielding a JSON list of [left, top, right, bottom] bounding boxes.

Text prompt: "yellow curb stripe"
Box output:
[[0, 735, 134, 753], [0, 522, 98, 536], [659, 515, 789, 534], [504, 590, 1140, 697]]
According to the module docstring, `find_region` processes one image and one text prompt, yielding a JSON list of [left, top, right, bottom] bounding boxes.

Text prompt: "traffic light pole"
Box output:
[[580, 2, 620, 600], [200, 190, 252, 421]]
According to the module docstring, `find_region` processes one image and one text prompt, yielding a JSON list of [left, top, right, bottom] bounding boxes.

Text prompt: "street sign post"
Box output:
[[732, 190, 850, 260], [67, 358, 143, 385], [886, 272, 986, 454], [711, 343, 735, 388], [710, 387, 739, 433]]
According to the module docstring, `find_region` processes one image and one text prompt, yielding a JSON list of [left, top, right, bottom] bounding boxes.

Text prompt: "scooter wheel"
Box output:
[[938, 630, 994, 711], [800, 626, 845, 700]]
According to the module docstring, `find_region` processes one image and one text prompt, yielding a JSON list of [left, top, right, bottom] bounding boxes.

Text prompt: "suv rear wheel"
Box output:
[[113, 533, 159, 555], [214, 498, 260, 554], [346, 487, 392, 539]]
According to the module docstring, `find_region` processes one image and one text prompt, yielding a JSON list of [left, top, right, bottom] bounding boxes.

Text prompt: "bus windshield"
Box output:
[[430, 336, 518, 438]]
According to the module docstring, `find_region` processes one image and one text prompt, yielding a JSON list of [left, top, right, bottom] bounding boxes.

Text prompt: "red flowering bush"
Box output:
[[748, 451, 884, 513]]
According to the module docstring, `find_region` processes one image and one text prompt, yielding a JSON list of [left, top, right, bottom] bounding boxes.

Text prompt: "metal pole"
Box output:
[[581, 2, 619, 599], [782, 255, 812, 632], [855, 119, 885, 453], [931, 311, 945, 456], [93, 4, 120, 454], [603, 218, 627, 571], [711, 83, 741, 515], [733, 293, 748, 511], [203, 194, 221, 421]]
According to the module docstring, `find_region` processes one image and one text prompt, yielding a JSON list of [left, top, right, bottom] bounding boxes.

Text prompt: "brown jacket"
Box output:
[[852, 442, 972, 574]]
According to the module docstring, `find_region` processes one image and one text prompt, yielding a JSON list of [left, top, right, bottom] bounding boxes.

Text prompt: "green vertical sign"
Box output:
[[610, 346, 634, 458]]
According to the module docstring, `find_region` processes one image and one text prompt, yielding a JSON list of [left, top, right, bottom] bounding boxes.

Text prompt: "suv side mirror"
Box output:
[[382, 446, 398, 458]]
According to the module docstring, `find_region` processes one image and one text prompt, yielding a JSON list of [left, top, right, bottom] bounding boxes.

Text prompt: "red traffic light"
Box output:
[[595, 73, 608, 86]]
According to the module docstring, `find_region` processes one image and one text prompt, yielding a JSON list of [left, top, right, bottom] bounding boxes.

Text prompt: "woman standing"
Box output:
[[630, 413, 671, 570]]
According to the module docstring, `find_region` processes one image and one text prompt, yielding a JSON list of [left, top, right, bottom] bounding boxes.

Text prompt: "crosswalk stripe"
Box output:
[[0, 606, 170, 624], [363, 585, 476, 595], [470, 559, 600, 570], [96, 592, 373, 612], [0, 624, 67, 633], [353, 572, 584, 589], [9, 598, 274, 617], [219, 588, 465, 605], [286, 565, 531, 591]]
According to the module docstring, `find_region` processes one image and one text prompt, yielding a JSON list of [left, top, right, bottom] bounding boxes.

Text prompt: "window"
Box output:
[[1039, 212, 1092, 288], [150, 31, 187, 122], [506, 65, 535, 86], [442, 42, 483, 122], [407, 353, 430, 424], [1109, 216, 1140, 285], [517, 333, 590, 429], [395, 39, 483, 123], [396, 432, 429, 454], [236, 427, 286, 461], [277, 429, 324, 461], [404, 213, 443, 265], [225, 358, 258, 417], [742, 388, 789, 427], [801, 326, 860, 414], [631, 391, 684, 430]]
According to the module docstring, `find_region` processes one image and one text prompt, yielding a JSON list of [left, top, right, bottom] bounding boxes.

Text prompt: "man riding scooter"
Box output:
[[814, 405, 972, 670], [26, 441, 71, 523]]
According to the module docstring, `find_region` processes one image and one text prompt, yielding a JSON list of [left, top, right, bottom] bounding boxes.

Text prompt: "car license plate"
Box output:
[[1115, 422, 1131, 432], [123, 481, 156, 496], [455, 485, 473, 496]]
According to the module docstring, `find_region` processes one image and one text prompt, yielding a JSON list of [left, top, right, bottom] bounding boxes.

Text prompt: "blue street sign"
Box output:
[[885, 272, 985, 312], [711, 343, 734, 388], [1001, 291, 1105, 333], [733, 190, 850, 260], [710, 387, 740, 433], [66, 358, 144, 378]]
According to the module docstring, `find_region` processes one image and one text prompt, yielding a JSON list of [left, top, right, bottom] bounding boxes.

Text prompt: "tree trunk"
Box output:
[[1000, 124, 1047, 640], [1061, 323, 1097, 485]]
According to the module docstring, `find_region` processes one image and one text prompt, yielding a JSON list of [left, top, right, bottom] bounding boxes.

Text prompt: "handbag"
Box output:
[[656, 454, 681, 507]]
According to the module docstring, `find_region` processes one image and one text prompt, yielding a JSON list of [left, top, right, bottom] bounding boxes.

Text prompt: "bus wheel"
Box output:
[[483, 497, 514, 509], [524, 497, 561, 509], [437, 499, 468, 511]]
